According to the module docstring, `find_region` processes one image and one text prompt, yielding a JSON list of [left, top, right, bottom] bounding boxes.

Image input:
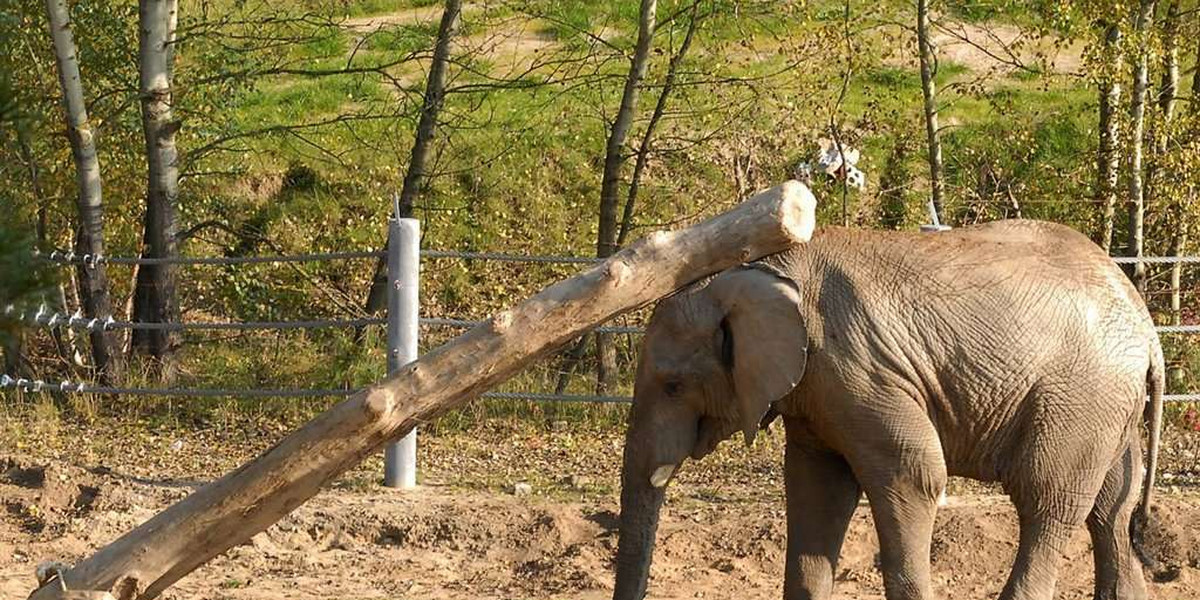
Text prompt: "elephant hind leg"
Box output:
[[1000, 424, 1115, 599], [1000, 491, 1092, 600], [1087, 432, 1148, 600], [783, 419, 861, 600]]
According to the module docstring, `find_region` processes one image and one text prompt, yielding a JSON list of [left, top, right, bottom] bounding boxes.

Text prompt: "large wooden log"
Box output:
[[29, 181, 818, 600]]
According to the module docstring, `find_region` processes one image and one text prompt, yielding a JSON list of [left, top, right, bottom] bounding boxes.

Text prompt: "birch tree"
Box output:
[[593, 0, 657, 395], [916, 0, 945, 222], [131, 0, 181, 376], [554, 0, 695, 396], [1143, 0, 1178, 212], [1124, 0, 1155, 294], [44, 0, 121, 383], [1168, 26, 1198, 385], [616, 1, 701, 248], [1096, 21, 1122, 253]]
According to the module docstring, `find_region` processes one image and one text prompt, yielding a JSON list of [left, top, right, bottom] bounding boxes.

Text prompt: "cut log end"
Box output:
[[771, 180, 818, 243]]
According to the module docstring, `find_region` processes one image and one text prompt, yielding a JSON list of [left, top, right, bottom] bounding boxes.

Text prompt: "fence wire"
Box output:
[[1158, 325, 1200, 334], [38, 248, 1200, 268], [39, 249, 384, 266], [2, 375, 1193, 403], [15, 248, 1200, 405], [38, 248, 601, 267], [0, 375, 632, 403], [17, 307, 1194, 336], [12, 309, 644, 334], [1110, 256, 1200, 264]]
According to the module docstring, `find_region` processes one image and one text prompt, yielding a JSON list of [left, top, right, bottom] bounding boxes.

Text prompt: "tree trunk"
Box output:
[[27, 181, 818, 600], [1097, 22, 1122, 254], [1194, 24, 1200, 105], [916, 0, 944, 222], [130, 0, 181, 379], [18, 123, 75, 367], [616, 1, 700, 248], [595, 0, 657, 396], [3, 333, 24, 379], [44, 0, 121, 384], [877, 134, 913, 229], [1125, 0, 1156, 294], [1157, 1, 1179, 125], [17, 131, 49, 248], [1143, 0, 1178, 221], [363, 0, 462, 317], [1168, 224, 1186, 386]]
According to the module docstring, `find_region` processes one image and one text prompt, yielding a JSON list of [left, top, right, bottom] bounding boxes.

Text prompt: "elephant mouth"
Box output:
[[691, 416, 735, 460]]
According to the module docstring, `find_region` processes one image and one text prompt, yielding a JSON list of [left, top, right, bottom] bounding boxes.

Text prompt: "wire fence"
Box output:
[[38, 248, 1200, 267], [7, 310, 645, 334], [0, 375, 635, 403], [9, 248, 1200, 404], [37, 248, 602, 266]]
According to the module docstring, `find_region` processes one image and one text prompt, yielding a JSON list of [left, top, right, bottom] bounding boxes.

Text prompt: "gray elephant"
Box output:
[[612, 220, 1164, 600]]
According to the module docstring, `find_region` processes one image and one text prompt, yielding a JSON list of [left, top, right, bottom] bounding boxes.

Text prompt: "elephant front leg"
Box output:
[[783, 421, 861, 600], [864, 483, 941, 600]]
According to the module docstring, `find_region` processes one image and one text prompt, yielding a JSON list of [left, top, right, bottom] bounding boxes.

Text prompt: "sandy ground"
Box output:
[[2, 453, 1198, 600]]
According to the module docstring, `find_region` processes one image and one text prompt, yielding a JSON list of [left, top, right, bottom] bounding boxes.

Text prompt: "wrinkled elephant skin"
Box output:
[[613, 220, 1164, 600]]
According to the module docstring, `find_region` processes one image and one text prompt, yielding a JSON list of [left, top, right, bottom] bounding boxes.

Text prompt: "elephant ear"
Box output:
[[708, 265, 808, 447]]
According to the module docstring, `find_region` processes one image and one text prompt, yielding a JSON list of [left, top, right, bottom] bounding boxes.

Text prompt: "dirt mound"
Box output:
[[2, 456, 1199, 600], [1, 458, 108, 537], [1138, 500, 1200, 582]]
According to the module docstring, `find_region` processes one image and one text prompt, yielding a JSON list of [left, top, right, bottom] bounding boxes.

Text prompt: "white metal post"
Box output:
[[384, 215, 419, 489]]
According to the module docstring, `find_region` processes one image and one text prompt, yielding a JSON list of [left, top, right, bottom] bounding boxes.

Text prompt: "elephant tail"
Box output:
[[1138, 341, 1165, 524], [1132, 341, 1166, 571]]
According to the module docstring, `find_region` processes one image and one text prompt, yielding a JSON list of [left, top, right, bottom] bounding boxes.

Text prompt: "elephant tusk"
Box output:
[[649, 464, 676, 488]]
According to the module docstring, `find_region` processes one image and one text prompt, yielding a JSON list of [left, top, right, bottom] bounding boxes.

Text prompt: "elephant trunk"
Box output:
[[612, 390, 695, 599], [612, 467, 666, 600]]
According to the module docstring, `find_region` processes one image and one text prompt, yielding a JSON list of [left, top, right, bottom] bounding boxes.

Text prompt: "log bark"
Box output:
[[28, 181, 818, 600], [131, 0, 181, 375], [916, 0, 944, 221], [1125, 0, 1155, 294], [363, 0, 462, 317], [1096, 22, 1122, 254], [44, 0, 121, 384]]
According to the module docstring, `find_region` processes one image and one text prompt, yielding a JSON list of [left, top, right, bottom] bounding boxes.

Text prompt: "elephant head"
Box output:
[[613, 264, 809, 600]]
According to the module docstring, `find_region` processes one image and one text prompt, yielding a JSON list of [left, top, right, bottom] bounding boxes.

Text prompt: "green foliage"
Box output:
[[0, 226, 54, 346]]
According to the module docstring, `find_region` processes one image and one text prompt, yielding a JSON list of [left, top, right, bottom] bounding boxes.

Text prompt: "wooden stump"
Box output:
[[29, 180, 818, 600]]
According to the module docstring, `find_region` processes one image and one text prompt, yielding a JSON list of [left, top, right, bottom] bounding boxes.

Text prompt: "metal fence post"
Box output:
[[384, 213, 419, 489]]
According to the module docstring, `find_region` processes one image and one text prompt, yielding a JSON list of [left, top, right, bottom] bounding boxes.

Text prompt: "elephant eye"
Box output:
[[663, 380, 683, 397]]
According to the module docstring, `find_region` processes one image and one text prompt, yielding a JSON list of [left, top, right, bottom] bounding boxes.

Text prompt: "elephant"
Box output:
[[612, 219, 1165, 600]]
